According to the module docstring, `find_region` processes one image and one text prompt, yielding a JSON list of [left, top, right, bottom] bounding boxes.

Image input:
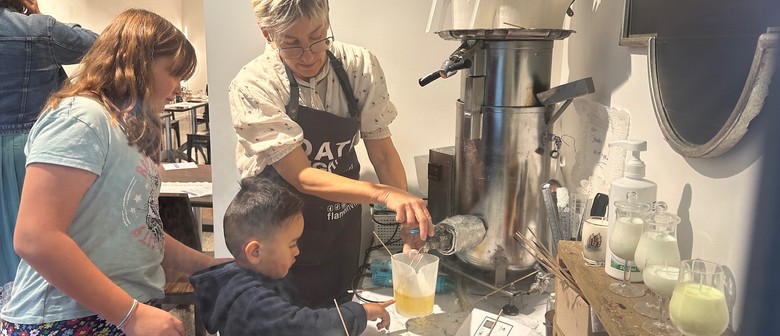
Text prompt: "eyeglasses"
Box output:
[[277, 36, 334, 59]]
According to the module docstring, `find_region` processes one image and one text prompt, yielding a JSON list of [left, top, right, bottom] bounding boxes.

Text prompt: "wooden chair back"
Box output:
[[159, 193, 202, 251]]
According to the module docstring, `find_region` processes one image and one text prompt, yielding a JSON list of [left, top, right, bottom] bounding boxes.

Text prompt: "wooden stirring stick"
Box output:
[[372, 231, 393, 256], [485, 308, 505, 336], [334, 299, 350, 336]]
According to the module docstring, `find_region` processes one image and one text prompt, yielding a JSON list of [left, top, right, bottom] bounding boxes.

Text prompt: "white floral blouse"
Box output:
[[229, 40, 398, 177]]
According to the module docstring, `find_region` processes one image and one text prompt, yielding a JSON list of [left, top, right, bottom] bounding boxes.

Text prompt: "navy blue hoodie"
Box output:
[[189, 262, 367, 336]]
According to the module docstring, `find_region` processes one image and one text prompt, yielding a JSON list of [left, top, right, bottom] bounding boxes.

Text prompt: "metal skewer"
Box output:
[[409, 242, 429, 270], [472, 270, 539, 304]]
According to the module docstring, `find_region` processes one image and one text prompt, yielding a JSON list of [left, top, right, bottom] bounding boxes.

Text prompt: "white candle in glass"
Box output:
[[641, 258, 681, 335], [609, 216, 643, 260], [644, 264, 679, 298], [634, 231, 680, 271], [634, 202, 681, 271]]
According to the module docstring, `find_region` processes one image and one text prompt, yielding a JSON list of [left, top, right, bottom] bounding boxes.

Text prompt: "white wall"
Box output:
[[205, 0, 763, 330], [181, 0, 208, 92], [556, 1, 766, 329], [203, 0, 260, 259], [38, 0, 207, 92], [38, 0, 181, 33]]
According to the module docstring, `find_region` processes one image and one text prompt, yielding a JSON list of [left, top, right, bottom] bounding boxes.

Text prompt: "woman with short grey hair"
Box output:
[[230, 0, 433, 308]]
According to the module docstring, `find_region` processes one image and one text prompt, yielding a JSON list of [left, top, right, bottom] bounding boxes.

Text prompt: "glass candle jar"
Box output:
[[669, 259, 729, 336], [582, 216, 608, 264]]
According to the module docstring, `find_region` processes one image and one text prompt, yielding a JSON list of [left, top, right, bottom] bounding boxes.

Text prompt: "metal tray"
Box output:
[[437, 28, 574, 41]]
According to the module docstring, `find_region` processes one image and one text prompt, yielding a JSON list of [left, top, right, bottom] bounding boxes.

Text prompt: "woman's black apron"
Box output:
[[261, 51, 363, 308]]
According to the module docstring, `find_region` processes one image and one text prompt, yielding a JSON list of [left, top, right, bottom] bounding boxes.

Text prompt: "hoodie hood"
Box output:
[[190, 262, 251, 332]]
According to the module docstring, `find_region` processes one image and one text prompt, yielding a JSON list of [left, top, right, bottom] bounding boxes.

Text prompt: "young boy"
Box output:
[[190, 176, 394, 335]]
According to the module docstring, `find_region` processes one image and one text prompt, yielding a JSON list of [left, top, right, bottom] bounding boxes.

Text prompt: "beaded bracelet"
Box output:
[[116, 299, 139, 330]]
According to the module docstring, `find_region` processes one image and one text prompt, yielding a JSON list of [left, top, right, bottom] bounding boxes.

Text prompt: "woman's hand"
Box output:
[[121, 303, 185, 336], [363, 299, 395, 330], [381, 189, 434, 252], [382, 190, 433, 239], [399, 224, 425, 253]]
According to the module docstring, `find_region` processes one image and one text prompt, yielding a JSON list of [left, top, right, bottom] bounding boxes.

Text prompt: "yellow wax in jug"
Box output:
[[394, 291, 435, 317]]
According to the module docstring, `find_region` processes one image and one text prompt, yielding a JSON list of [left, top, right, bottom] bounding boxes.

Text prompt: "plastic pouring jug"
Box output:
[[391, 252, 440, 317]]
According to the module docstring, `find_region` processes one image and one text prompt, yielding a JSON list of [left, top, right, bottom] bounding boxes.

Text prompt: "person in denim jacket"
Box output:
[[0, 0, 97, 287]]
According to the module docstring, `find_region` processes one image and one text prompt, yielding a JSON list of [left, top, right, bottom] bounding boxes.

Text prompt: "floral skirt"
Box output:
[[1, 314, 124, 336]]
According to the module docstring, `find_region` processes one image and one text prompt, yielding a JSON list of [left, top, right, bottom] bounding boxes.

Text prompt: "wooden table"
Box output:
[[556, 240, 735, 336], [159, 164, 212, 208], [165, 101, 208, 132]]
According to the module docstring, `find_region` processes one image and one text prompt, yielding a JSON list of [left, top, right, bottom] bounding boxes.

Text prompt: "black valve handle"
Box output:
[[418, 71, 442, 87], [418, 59, 473, 87]]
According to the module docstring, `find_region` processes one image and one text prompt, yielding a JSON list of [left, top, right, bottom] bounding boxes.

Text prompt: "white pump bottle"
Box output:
[[604, 139, 657, 281]]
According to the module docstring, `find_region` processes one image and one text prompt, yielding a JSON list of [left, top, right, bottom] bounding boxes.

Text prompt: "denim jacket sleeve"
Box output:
[[0, 10, 98, 134], [50, 20, 98, 64]]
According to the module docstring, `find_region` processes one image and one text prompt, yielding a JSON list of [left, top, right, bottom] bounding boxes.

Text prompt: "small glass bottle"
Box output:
[[546, 292, 557, 312]]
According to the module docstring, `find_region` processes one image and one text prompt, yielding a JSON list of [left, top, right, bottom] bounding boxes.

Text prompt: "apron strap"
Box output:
[[283, 65, 301, 120], [326, 50, 361, 122]]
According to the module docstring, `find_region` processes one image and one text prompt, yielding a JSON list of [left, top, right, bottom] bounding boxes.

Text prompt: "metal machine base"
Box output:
[[435, 253, 539, 316]]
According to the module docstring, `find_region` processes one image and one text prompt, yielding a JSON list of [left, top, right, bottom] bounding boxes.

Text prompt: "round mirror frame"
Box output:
[[648, 29, 778, 158]]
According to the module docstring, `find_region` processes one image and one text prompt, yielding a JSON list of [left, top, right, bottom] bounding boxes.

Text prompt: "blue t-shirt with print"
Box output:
[[0, 96, 166, 324]]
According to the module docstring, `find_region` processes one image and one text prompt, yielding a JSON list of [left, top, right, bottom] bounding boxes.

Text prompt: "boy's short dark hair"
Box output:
[[224, 175, 303, 258]]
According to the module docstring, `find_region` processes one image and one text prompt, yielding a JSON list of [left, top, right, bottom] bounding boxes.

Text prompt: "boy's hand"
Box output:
[[364, 299, 395, 330]]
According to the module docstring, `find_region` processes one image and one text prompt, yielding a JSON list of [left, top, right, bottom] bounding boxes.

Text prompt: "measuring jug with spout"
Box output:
[[391, 252, 440, 317]]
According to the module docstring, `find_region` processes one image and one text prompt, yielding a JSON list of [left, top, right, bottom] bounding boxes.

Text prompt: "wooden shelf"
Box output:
[[556, 240, 735, 336]]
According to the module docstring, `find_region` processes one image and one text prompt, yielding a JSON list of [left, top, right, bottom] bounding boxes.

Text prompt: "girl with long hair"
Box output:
[[1, 9, 223, 336]]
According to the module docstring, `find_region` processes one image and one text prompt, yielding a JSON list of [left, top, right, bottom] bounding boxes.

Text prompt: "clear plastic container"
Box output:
[[391, 252, 440, 317]]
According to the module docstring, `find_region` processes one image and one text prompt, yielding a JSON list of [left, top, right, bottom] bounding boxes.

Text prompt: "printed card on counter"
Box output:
[[160, 182, 212, 198], [162, 162, 198, 170], [455, 308, 533, 336]]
